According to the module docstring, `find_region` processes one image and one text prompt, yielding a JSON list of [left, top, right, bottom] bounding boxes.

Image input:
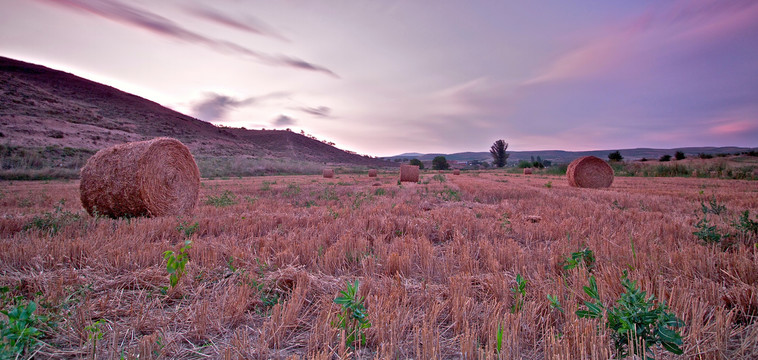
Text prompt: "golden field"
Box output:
[[1, 172, 757, 359]]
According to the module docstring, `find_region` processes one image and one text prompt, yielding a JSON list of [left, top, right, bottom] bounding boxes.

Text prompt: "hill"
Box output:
[[386, 147, 755, 165], [0, 56, 392, 178]]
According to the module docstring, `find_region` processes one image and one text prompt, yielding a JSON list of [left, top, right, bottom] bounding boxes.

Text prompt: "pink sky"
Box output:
[[1, 0, 756, 156]]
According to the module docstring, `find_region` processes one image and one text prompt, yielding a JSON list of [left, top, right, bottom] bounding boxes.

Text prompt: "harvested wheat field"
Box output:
[[1, 171, 757, 359]]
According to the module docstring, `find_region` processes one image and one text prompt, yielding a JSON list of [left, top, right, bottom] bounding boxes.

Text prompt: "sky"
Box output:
[[1, 0, 757, 156]]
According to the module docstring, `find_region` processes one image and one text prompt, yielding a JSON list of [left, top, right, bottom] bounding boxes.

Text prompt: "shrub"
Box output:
[[698, 153, 713, 159], [1, 288, 49, 358], [732, 210, 758, 239], [409, 159, 424, 170], [23, 200, 81, 235], [693, 214, 722, 244], [517, 160, 532, 168], [563, 247, 595, 271], [659, 154, 671, 162], [608, 151, 623, 162], [576, 273, 684, 358], [333, 280, 371, 349], [674, 151, 685, 160], [205, 190, 237, 207]]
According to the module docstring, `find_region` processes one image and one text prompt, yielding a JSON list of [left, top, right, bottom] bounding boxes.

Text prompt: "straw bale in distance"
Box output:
[[323, 169, 334, 178], [453, 170, 461, 175], [368, 169, 378, 177], [400, 164, 419, 182], [523, 168, 533, 175], [80, 137, 200, 218], [566, 156, 614, 188]]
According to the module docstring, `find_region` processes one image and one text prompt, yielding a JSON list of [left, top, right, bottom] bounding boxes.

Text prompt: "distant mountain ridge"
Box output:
[[0, 56, 391, 167], [386, 147, 755, 164]]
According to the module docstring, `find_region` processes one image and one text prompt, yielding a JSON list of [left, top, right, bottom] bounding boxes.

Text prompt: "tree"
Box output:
[[409, 158, 424, 169], [432, 156, 450, 170], [608, 151, 623, 162], [490, 140, 509, 167], [675, 151, 685, 160], [660, 154, 672, 162]]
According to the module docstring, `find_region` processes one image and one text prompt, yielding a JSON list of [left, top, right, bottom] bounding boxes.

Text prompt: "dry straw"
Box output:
[[453, 170, 461, 175], [400, 164, 419, 182], [368, 169, 378, 177], [80, 137, 200, 218], [523, 168, 533, 175], [323, 169, 334, 178], [566, 156, 614, 188]]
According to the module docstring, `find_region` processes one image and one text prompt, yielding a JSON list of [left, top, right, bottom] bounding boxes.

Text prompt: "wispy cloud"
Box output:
[[191, 91, 288, 122], [297, 106, 331, 117], [184, 5, 289, 42], [36, 0, 337, 77]]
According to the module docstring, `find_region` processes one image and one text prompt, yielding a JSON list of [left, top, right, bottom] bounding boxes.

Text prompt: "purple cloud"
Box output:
[[274, 115, 296, 127], [184, 6, 289, 42], [191, 93, 254, 122], [297, 106, 331, 117], [35, 0, 336, 77]]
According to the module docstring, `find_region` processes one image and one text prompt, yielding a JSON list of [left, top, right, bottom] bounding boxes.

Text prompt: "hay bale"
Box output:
[[453, 170, 460, 175], [566, 156, 614, 188], [323, 169, 334, 178], [80, 137, 200, 218], [523, 168, 533, 175], [368, 169, 378, 177], [400, 164, 419, 182]]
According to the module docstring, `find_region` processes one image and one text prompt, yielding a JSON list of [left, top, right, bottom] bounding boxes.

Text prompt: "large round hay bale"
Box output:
[[80, 137, 200, 218], [323, 169, 334, 178], [400, 164, 419, 182], [523, 168, 533, 175], [566, 156, 614, 188], [368, 169, 378, 177], [453, 169, 460, 175]]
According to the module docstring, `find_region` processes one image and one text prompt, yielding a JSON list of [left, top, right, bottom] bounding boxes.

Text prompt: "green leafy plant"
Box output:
[[260, 181, 273, 191], [693, 213, 723, 244], [176, 221, 199, 239], [333, 280, 371, 350], [576, 273, 684, 359], [544, 181, 552, 188], [283, 183, 301, 197], [432, 174, 447, 183], [500, 213, 512, 232], [563, 247, 596, 271], [204, 190, 237, 207], [85, 319, 105, 359], [163, 240, 192, 289], [495, 323, 503, 354], [510, 274, 527, 313], [0, 292, 45, 358], [732, 210, 758, 238], [438, 188, 461, 202], [547, 294, 564, 313], [701, 196, 726, 215], [23, 199, 80, 235], [612, 199, 627, 210]]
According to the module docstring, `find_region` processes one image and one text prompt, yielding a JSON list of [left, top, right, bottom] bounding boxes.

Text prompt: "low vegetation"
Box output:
[[0, 172, 756, 358]]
